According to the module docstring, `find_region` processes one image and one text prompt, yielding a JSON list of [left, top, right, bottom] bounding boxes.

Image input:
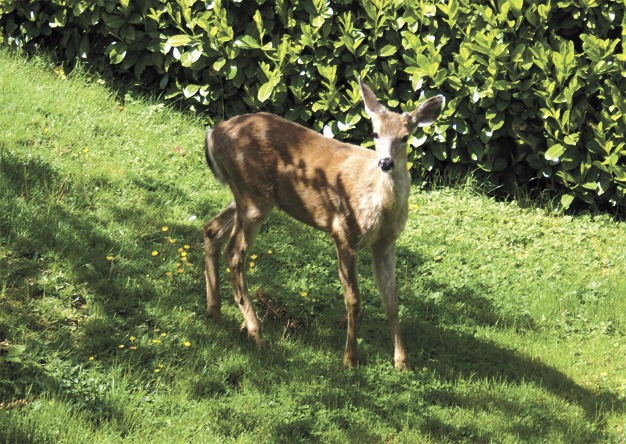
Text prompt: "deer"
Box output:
[[202, 80, 444, 370]]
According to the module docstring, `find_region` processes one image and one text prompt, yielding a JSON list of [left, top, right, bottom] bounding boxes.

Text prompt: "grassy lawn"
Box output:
[[1, 48, 625, 443]]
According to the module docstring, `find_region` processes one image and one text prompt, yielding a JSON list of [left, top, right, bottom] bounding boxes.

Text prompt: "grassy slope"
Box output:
[[0, 48, 625, 443]]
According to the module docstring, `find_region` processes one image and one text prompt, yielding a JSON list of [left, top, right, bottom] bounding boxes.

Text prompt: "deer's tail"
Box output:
[[205, 128, 226, 184]]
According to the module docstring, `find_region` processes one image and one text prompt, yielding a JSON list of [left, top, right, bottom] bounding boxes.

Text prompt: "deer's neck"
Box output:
[[377, 165, 410, 209]]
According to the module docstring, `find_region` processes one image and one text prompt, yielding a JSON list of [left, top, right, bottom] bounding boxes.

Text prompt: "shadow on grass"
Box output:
[[0, 150, 205, 392], [1, 149, 623, 442], [206, 234, 624, 442]]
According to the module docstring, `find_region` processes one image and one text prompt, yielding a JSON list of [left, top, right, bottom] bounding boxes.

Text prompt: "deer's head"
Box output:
[[360, 80, 444, 172]]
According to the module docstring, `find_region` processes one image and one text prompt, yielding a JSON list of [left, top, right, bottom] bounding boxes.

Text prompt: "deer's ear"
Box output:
[[360, 80, 387, 118], [406, 95, 445, 129]]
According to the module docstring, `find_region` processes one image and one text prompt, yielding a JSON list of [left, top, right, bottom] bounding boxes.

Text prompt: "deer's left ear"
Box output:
[[360, 80, 387, 118], [405, 95, 445, 129]]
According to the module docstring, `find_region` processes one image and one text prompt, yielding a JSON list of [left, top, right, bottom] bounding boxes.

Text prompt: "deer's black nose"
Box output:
[[378, 157, 394, 171]]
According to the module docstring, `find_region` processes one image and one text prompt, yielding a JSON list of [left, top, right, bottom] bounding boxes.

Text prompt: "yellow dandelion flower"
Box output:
[[250, 254, 257, 260], [300, 291, 308, 297], [178, 247, 184, 253], [178, 268, 185, 273], [129, 336, 136, 342], [181, 251, 187, 257], [226, 267, 231, 273], [88, 356, 95, 361], [129, 346, 137, 350], [161, 226, 169, 232], [118, 344, 125, 349], [151, 250, 159, 256], [267, 249, 273, 254], [183, 341, 191, 347], [165, 271, 173, 277], [249, 261, 255, 268], [154, 368, 161, 373], [83, 147, 89, 153], [181, 256, 187, 262], [106, 255, 114, 261], [160, 333, 167, 337], [151, 339, 161, 344], [168, 238, 176, 244], [184, 244, 191, 250]]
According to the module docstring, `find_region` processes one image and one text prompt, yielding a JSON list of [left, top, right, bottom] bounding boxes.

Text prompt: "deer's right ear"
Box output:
[[360, 80, 387, 118]]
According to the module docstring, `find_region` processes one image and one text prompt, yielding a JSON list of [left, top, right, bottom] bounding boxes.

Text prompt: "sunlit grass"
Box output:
[[1, 48, 625, 443]]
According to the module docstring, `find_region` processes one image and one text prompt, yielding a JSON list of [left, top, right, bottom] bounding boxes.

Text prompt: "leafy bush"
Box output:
[[1, 0, 625, 211]]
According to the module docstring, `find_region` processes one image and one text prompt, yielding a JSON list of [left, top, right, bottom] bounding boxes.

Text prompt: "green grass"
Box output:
[[1, 48, 625, 443]]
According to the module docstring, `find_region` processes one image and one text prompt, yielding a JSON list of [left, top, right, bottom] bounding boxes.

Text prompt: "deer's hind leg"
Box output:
[[224, 199, 272, 347], [203, 201, 237, 320]]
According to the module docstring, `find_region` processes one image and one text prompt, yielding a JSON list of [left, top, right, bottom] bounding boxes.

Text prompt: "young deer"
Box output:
[[203, 81, 444, 370]]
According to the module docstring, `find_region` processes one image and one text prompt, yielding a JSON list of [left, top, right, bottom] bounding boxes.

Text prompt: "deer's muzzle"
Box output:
[[378, 157, 394, 172]]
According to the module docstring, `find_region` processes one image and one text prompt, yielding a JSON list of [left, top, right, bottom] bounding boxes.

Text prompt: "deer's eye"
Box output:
[[372, 132, 379, 139]]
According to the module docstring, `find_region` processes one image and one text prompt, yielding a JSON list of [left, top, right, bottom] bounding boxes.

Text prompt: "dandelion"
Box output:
[[168, 238, 176, 244], [118, 344, 125, 349], [151, 339, 162, 344], [300, 291, 308, 297], [53, 65, 66, 79], [267, 249, 273, 254], [183, 341, 191, 347], [178, 247, 184, 253], [165, 271, 173, 277], [161, 226, 169, 232], [83, 147, 89, 153], [250, 254, 257, 260], [160, 332, 167, 337], [249, 261, 255, 268], [226, 267, 231, 273], [181, 256, 187, 262], [106, 255, 114, 261], [154, 368, 161, 373], [181, 251, 187, 257], [88, 356, 95, 361], [184, 244, 191, 250], [178, 268, 185, 274], [151, 250, 159, 256], [129, 346, 137, 350], [130, 336, 136, 342]]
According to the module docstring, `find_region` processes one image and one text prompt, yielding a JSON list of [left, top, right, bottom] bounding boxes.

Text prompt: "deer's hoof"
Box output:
[[394, 359, 412, 372], [206, 307, 223, 322], [343, 353, 358, 369]]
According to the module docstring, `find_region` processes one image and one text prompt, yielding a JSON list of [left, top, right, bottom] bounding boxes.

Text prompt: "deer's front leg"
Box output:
[[203, 202, 236, 321], [334, 241, 360, 368], [371, 240, 410, 371]]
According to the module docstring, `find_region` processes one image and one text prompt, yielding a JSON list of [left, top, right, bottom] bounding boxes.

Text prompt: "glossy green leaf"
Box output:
[[167, 34, 192, 47], [106, 41, 127, 64]]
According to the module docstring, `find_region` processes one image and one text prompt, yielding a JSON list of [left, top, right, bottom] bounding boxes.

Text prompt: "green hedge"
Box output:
[[1, 0, 625, 212]]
